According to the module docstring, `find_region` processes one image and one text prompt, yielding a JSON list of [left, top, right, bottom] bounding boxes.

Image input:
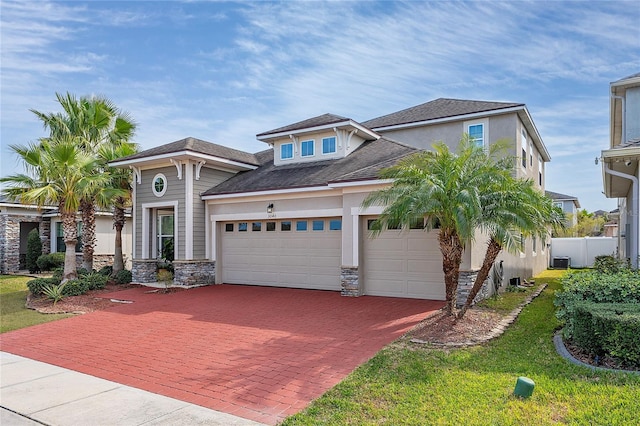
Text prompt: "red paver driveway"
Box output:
[[1, 284, 443, 424]]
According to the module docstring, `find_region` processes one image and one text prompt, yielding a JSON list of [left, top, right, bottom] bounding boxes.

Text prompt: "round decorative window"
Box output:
[[152, 173, 167, 197]]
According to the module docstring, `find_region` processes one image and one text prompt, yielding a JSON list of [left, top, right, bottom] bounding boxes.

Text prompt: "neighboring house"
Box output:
[[601, 72, 640, 268], [110, 98, 551, 302], [603, 209, 619, 238], [0, 196, 132, 273], [545, 190, 581, 227]]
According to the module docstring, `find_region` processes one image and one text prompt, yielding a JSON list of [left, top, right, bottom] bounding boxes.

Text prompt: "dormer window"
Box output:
[[468, 124, 484, 148], [281, 143, 293, 160], [322, 137, 336, 154], [301, 140, 315, 157]]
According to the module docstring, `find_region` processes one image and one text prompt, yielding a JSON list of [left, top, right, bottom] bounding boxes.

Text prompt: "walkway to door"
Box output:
[[1, 284, 444, 425]]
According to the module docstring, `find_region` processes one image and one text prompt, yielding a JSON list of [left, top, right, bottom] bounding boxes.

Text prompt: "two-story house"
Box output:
[[545, 190, 581, 227], [601, 73, 640, 269], [110, 98, 551, 302]]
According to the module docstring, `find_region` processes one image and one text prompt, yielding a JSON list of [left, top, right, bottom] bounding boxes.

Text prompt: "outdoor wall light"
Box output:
[[267, 203, 274, 214], [624, 160, 632, 167]]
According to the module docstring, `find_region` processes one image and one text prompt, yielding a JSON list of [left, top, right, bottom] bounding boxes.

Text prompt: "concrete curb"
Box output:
[[411, 284, 547, 348], [553, 332, 639, 375]]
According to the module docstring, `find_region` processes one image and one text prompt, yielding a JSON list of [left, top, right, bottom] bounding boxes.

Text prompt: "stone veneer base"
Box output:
[[340, 266, 360, 296], [173, 260, 216, 287]]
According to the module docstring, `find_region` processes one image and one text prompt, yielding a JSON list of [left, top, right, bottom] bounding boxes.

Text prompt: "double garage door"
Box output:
[[220, 216, 444, 300], [221, 218, 342, 290]]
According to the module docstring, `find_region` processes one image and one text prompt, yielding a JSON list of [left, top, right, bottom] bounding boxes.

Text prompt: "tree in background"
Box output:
[[30, 93, 136, 271], [554, 209, 606, 237]]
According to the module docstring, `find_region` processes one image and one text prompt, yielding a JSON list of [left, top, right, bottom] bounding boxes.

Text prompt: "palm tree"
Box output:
[[1, 138, 111, 282], [363, 136, 511, 315], [456, 178, 565, 318], [30, 93, 136, 271], [97, 142, 139, 273]]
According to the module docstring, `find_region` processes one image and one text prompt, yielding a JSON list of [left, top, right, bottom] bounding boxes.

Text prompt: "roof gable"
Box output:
[[110, 137, 259, 167]]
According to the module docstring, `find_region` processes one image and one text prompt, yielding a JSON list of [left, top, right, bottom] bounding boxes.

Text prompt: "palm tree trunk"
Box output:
[[438, 228, 464, 316], [61, 208, 78, 283], [112, 203, 125, 273], [80, 199, 96, 271], [458, 237, 503, 319]]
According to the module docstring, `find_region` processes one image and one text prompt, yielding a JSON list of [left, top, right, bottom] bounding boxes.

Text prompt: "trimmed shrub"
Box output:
[[36, 252, 65, 272], [555, 270, 640, 338], [573, 302, 640, 367], [593, 255, 628, 274], [80, 272, 108, 291], [61, 279, 90, 297], [52, 268, 64, 283], [26, 228, 42, 273], [112, 269, 132, 285], [27, 277, 60, 296], [76, 268, 91, 277]]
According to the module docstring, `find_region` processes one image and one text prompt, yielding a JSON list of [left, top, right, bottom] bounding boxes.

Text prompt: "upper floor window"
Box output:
[[468, 124, 484, 148], [538, 155, 543, 186], [529, 141, 533, 166], [281, 143, 293, 160], [152, 173, 167, 197], [322, 137, 336, 154], [301, 140, 314, 157], [521, 130, 527, 168]]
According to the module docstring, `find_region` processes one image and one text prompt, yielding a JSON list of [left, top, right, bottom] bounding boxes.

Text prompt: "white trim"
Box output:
[[202, 185, 333, 200], [195, 160, 206, 180], [328, 179, 393, 188], [205, 202, 210, 259], [110, 150, 258, 171], [141, 200, 178, 259], [258, 119, 379, 142], [130, 166, 141, 184], [211, 208, 343, 223], [211, 219, 217, 260], [352, 212, 359, 267], [132, 177, 137, 258], [170, 159, 183, 180], [152, 173, 168, 197], [185, 161, 193, 259]]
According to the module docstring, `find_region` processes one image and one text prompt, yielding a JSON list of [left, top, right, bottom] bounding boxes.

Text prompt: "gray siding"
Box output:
[[136, 166, 185, 259], [192, 167, 235, 258]]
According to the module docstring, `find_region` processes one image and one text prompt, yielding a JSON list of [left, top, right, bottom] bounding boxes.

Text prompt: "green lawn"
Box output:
[[283, 270, 640, 425], [0, 275, 72, 333]]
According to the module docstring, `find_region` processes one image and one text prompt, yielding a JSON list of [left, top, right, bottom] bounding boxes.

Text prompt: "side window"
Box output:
[[322, 137, 336, 154], [521, 129, 527, 168], [468, 124, 484, 148], [281, 143, 293, 160]]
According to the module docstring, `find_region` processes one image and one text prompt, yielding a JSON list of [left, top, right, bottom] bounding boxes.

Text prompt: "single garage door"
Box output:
[[362, 217, 445, 300], [221, 218, 342, 290]]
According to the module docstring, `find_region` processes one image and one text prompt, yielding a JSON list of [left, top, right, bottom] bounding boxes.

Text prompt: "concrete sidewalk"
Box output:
[[0, 352, 264, 426]]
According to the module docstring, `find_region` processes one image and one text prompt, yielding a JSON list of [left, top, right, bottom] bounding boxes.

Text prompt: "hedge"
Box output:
[[555, 270, 640, 338], [36, 253, 65, 272], [573, 302, 640, 367]]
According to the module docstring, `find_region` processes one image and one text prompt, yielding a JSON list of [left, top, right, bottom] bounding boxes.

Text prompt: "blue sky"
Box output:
[[1, 0, 639, 212]]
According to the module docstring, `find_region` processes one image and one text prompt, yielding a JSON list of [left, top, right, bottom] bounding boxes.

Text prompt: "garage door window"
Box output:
[[296, 220, 308, 231], [329, 219, 341, 230], [239, 222, 248, 232], [266, 221, 276, 231], [225, 223, 234, 232], [252, 222, 261, 232], [312, 220, 324, 231], [281, 221, 291, 231]]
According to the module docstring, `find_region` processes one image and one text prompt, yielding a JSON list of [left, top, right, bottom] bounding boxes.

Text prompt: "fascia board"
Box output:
[[201, 185, 333, 201], [109, 150, 258, 171], [257, 120, 379, 142]]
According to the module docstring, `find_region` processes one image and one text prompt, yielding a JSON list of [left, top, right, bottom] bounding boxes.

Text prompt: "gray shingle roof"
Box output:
[[202, 138, 417, 196], [257, 114, 351, 137], [545, 190, 578, 201], [362, 98, 524, 129], [113, 137, 259, 166]]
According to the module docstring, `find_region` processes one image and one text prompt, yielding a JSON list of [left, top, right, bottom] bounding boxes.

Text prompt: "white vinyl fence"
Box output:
[[550, 237, 617, 268]]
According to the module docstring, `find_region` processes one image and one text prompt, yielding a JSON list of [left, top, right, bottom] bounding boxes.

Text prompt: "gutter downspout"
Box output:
[[604, 164, 638, 268]]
